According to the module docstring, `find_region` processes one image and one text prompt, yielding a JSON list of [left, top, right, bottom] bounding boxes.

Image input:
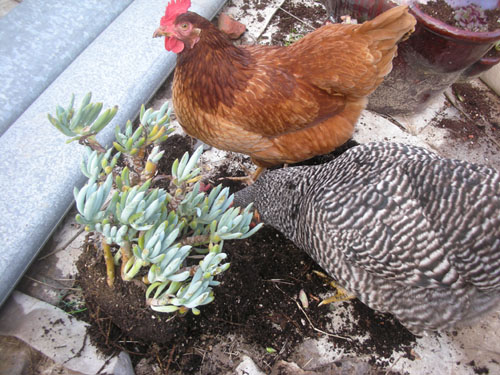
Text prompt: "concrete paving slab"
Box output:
[[224, 0, 285, 40], [0, 0, 228, 307], [354, 110, 431, 148], [481, 61, 500, 96], [0, 0, 134, 135], [0, 291, 134, 375], [234, 355, 267, 375], [0, 335, 84, 375]]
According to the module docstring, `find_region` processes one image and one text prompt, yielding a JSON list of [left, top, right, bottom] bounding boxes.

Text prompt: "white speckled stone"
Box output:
[[0, 0, 134, 135], [0, 0, 228, 306]]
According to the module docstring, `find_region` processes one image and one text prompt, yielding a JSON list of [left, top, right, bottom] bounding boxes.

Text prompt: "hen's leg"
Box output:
[[225, 166, 266, 185], [313, 270, 356, 306]]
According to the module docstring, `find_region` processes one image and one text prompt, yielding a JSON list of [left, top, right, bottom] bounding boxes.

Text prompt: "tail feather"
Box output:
[[358, 5, 416, 86], [286, 5, 416, 97], [358, 5, 416, 42]]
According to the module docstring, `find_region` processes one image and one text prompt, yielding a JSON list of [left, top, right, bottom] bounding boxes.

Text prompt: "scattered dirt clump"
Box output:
[[268, 1, 327, 45], [435, 116, 483, 143], [434, 81, 500, 144], [452, 82, 498, 125]]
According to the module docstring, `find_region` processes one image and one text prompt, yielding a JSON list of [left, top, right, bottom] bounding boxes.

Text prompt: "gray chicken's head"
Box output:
[[233, 166, 315, 240]]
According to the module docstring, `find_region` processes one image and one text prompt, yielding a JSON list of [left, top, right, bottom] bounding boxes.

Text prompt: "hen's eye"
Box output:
[[181, 23, 188, 29]]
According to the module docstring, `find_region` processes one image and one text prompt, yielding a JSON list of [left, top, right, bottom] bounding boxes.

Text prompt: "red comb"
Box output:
[[161, 0, 191, 26]]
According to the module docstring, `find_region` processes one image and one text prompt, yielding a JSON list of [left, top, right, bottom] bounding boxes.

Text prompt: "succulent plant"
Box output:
[[47, 93, 117, 151], [49, 93, 262, 315], [454, 4, 488, 32], [80, 148, 120, 180], [113, 102, 174, 156]]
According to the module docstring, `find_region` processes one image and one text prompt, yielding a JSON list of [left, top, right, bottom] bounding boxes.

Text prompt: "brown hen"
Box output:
[[154, 0, 416, 179]]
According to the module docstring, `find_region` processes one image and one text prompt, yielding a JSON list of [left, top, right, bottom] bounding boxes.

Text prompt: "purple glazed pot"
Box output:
[[322, 0, 500, 115]]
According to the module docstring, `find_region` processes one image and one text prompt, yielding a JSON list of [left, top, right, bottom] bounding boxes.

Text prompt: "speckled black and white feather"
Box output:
[[234, 142, 500, 332]]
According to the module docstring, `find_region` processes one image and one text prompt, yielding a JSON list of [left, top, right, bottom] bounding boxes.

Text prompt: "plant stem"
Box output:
[[132, 146, 146, 175], [120, 241, 133, 280], [81, 135, 106, 153], [180, 234, 210, 246], [102, 238, 115, 288]]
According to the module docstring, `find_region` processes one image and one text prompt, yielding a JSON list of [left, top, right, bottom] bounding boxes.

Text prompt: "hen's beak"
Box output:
[[153, 27, 172, 38]]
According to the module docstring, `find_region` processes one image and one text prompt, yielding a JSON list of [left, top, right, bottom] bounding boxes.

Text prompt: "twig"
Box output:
[[375, 112, 408, 133], [279, 338, 288, 355], [294, 300, 352, 341], [265, 278, 294, 285], [152, 174, 172, 183], [96, 355, 114, 375], [165, 345, 176, 375], [23, 276, 80, 291], [444, 89, 475, 123], [180, 234, 210, 246], [63, 332, 88, 365], [486, 134, 500, 150], [385, 354, 402, 375], [278, 7, 316, 31], [214, 317, 245, 326], [262, 359, 273, 371], [38, 227, 85, 260], [105, 317, 112, 346], [303, 358, 313, 368], [271, 282, 351, 340], [78, 134, 107, 153], [89, 305, 147, 357], [117, 340, 142, 344]]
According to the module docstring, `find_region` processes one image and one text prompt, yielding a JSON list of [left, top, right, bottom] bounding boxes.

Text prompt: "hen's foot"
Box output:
[[313, 270, 356, 305], [224, 166, 266, 185]]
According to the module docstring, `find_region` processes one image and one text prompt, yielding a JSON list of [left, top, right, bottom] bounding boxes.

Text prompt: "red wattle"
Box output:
[[165, 37, 184, 53]]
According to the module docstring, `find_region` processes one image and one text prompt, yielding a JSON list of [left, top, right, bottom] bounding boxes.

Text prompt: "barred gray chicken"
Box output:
[[234, 142, 500, 333]]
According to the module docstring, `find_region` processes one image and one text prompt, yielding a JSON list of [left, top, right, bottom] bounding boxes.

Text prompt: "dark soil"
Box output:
[[452, 82, 499, 126], [435, 116, 483, 143], [76, 135, 415, 374], [435, 81, 500, 144], [264, 1, 327, 45], [419, 0, 500, 32]]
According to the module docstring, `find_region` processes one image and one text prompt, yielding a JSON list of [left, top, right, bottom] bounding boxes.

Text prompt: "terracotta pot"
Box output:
[[322, 0, 500, 115]]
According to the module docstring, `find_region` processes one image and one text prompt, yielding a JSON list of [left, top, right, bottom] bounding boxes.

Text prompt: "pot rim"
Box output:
[[410, 3, 500, 42]]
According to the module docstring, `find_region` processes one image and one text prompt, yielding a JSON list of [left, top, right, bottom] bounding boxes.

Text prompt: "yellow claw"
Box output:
[[318, 285, 355, 305], [313, 270, 355, 305]]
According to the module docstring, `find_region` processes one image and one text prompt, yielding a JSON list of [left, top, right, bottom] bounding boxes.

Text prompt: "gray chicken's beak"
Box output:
[[153, 27, 172, 38]]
